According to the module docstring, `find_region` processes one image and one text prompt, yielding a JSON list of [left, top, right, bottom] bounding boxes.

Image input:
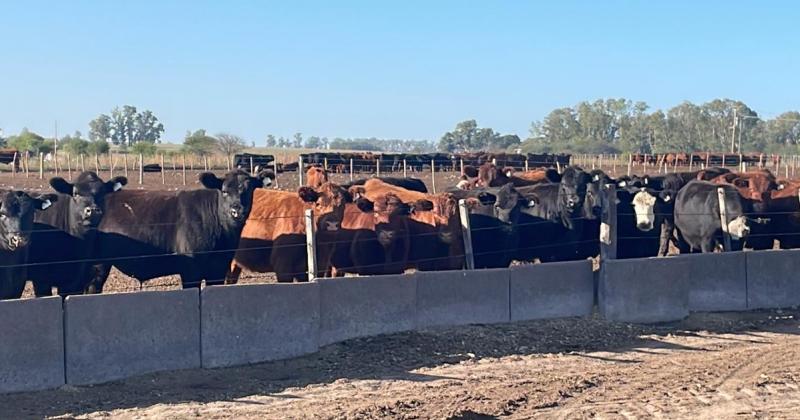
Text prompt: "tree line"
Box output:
[[3, 98, 798, 161]]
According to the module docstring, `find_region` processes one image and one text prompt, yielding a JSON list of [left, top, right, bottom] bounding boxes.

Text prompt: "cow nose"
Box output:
[[325, 221, 340, 231], [637, 222, 653, 231], [8, 234, 26, 250], [83, 206, 101, 218]]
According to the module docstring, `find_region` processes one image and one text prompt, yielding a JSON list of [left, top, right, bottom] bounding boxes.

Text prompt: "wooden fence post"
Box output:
[[124, 153, 129, 178], [460, 158, 465, 175], [182, 154, 187, 186], [39, 153, 44, 179], [304, 208, 317, 281], [430, 159, 436, 194], [349, 158, 354, 181], [11, 152, 17, 178], [160, 154, 166, 184], [298, 155, 304, 187], [273, 158, 279, 188], [66, 153, 71, 179], [94, 154, 100, 173], [376, 158, 380, 176], [138, 154, 144, 185], [249, 156, 254, 174], [402, 159, 407, 177], [458, 199, 475, 270], [524, 158, 529, 172], [25, 151, 30, 178], [717, 187, 731, 252], [689, 153, 694, 171], [600, 184, 617, 260], [109, 152, 114, 178], [627, 154, 632, 177], [79, 153, 84, 172]]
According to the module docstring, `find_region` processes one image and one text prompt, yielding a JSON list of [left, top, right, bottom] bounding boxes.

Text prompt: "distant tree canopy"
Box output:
[[89, 105, 164, 146], [438, 120, 520, 153], [519, 98, 800, 155], [216, 133, 247, 158], [182, 129, 217, 157]]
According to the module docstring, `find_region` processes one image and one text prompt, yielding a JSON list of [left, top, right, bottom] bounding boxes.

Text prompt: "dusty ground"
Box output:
[[1, 309, 799, 419]]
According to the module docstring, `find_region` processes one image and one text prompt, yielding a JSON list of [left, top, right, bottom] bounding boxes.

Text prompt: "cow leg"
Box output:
[[657, 220, 674, 256], [225, 262, 242, 285], [700, 240, 716, 253], [84, 263, 112, 294], [32, 280, 54, 297]]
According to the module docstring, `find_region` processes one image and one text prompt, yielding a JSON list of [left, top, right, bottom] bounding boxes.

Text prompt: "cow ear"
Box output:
[[413, 199, 434, 212], [257, 170, 275, 187], [348, 186, 366, 200], [35, 193, 59, 210], [660, 191, 672, 202], [298, 187, 320, 203], [617, 180, 627, 187], [50, 177, 74, 195], [106, 176, 128, 192], [199, 172, 223, 190], [355, 197, 374, 212]]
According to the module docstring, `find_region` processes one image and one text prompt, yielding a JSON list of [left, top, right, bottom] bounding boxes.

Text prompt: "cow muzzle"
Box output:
[[636, 222, 654, 232], [323, 221, 340, 232], [7, 234, 27, 250], [728, 216, 750, 240]]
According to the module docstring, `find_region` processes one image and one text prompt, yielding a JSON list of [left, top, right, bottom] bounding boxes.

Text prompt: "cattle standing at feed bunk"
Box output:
[[86, 169, 273, 291], [26, 172, 128, 297], [674, 181, 750, 253], [0, 191, 58, 300], [228, 180, 353, 282]]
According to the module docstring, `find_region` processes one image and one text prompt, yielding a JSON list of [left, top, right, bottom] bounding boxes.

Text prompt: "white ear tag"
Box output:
[[113, 182, 123, 191], [41, 199, 52, 210]]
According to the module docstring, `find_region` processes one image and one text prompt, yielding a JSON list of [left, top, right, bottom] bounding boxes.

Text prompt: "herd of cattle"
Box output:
[[0, 160, 798, 300]]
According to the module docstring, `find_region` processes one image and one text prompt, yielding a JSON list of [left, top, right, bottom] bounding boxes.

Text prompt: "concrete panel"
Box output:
[[202, 283, 319, 368], [680, 252, 747, 312], [510, 261, 594, 321], [319, 275, 416, 346], [600, 257, 690, 323], [0, 297, 64, 393], [64, 289, 200, 385], [746, 249, 800, 309], [416, 269, 510, 328]]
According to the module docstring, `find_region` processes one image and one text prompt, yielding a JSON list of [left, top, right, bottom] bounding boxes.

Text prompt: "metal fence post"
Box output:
[[717, 187, 731, 252], [349, 158, 354, 181], [138, 153, 144, 185], [298, 155, 304, 187], [402, 159, 407, 177], [430, 159, 436, 193], [304, 208, 317, 281], [458, 199, 475, 270]]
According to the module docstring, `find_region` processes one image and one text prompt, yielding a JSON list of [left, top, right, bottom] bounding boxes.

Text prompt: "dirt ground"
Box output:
[[1, 309, 798, 419]]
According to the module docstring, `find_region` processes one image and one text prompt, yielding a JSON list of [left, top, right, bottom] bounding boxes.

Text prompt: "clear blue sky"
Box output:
[[1, 1, 797, 143]]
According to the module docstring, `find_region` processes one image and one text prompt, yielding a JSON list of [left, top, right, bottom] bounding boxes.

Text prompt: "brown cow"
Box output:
[[709, 170, 778, 250], [306, 165, 329, 188], [476, 163, 558, 187], [352, 179, 464, 271], [228, 182, 351, 282]]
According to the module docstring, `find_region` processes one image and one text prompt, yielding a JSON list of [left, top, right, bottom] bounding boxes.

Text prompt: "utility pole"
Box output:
[[730, 108, 737, 153]]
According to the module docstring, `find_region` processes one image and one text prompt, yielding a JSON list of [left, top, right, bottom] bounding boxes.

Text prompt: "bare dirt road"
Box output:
[[2, 309, 800, 419]]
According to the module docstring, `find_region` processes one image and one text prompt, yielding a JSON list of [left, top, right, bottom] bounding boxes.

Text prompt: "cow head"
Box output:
[[199, 169, 269, 223], [370, 193, 421, 248], [558, 167, 591, 213], [298, 182, 352, 232], [631, 188, 658, 231], [728, 215, 750, 240], [0, 191, 58, 251], [50, 172, 127, 232], [305, 165, 329, 189]]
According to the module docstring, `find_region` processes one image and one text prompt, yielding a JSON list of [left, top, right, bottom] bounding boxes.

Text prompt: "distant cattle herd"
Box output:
[[1, 150, 799, 300]]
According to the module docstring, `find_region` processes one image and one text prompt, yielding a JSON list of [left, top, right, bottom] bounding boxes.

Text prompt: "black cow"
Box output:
[[674, 180, 750, 253], [615, 187, 674, 259], [27, 172, 128, 297], [516, 167, 594, 262], [0, 191, 58, 300], [88, 169, 269, 291], [450, 184, 524, 268], [344, 177, 428, 193]]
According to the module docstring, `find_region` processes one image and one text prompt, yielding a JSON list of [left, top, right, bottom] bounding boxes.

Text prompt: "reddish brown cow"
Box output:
[[709, 170, 778, 210], [306, 165, 329, 188], [353, 179, 464, 271], [228, 182, 351, 282]]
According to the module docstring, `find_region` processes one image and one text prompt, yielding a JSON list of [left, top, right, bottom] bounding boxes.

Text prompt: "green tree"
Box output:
[[438, 120, 499, 152], [292, 132, 303, 148], [304, 136, 322, 149], [7, 128, 45, 153], [131, 141, 157, 156], [183, 129, 217, 156], [89, 105, 164, 146], [86, 140, 110, 155], [265, 134, 276, 147]]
